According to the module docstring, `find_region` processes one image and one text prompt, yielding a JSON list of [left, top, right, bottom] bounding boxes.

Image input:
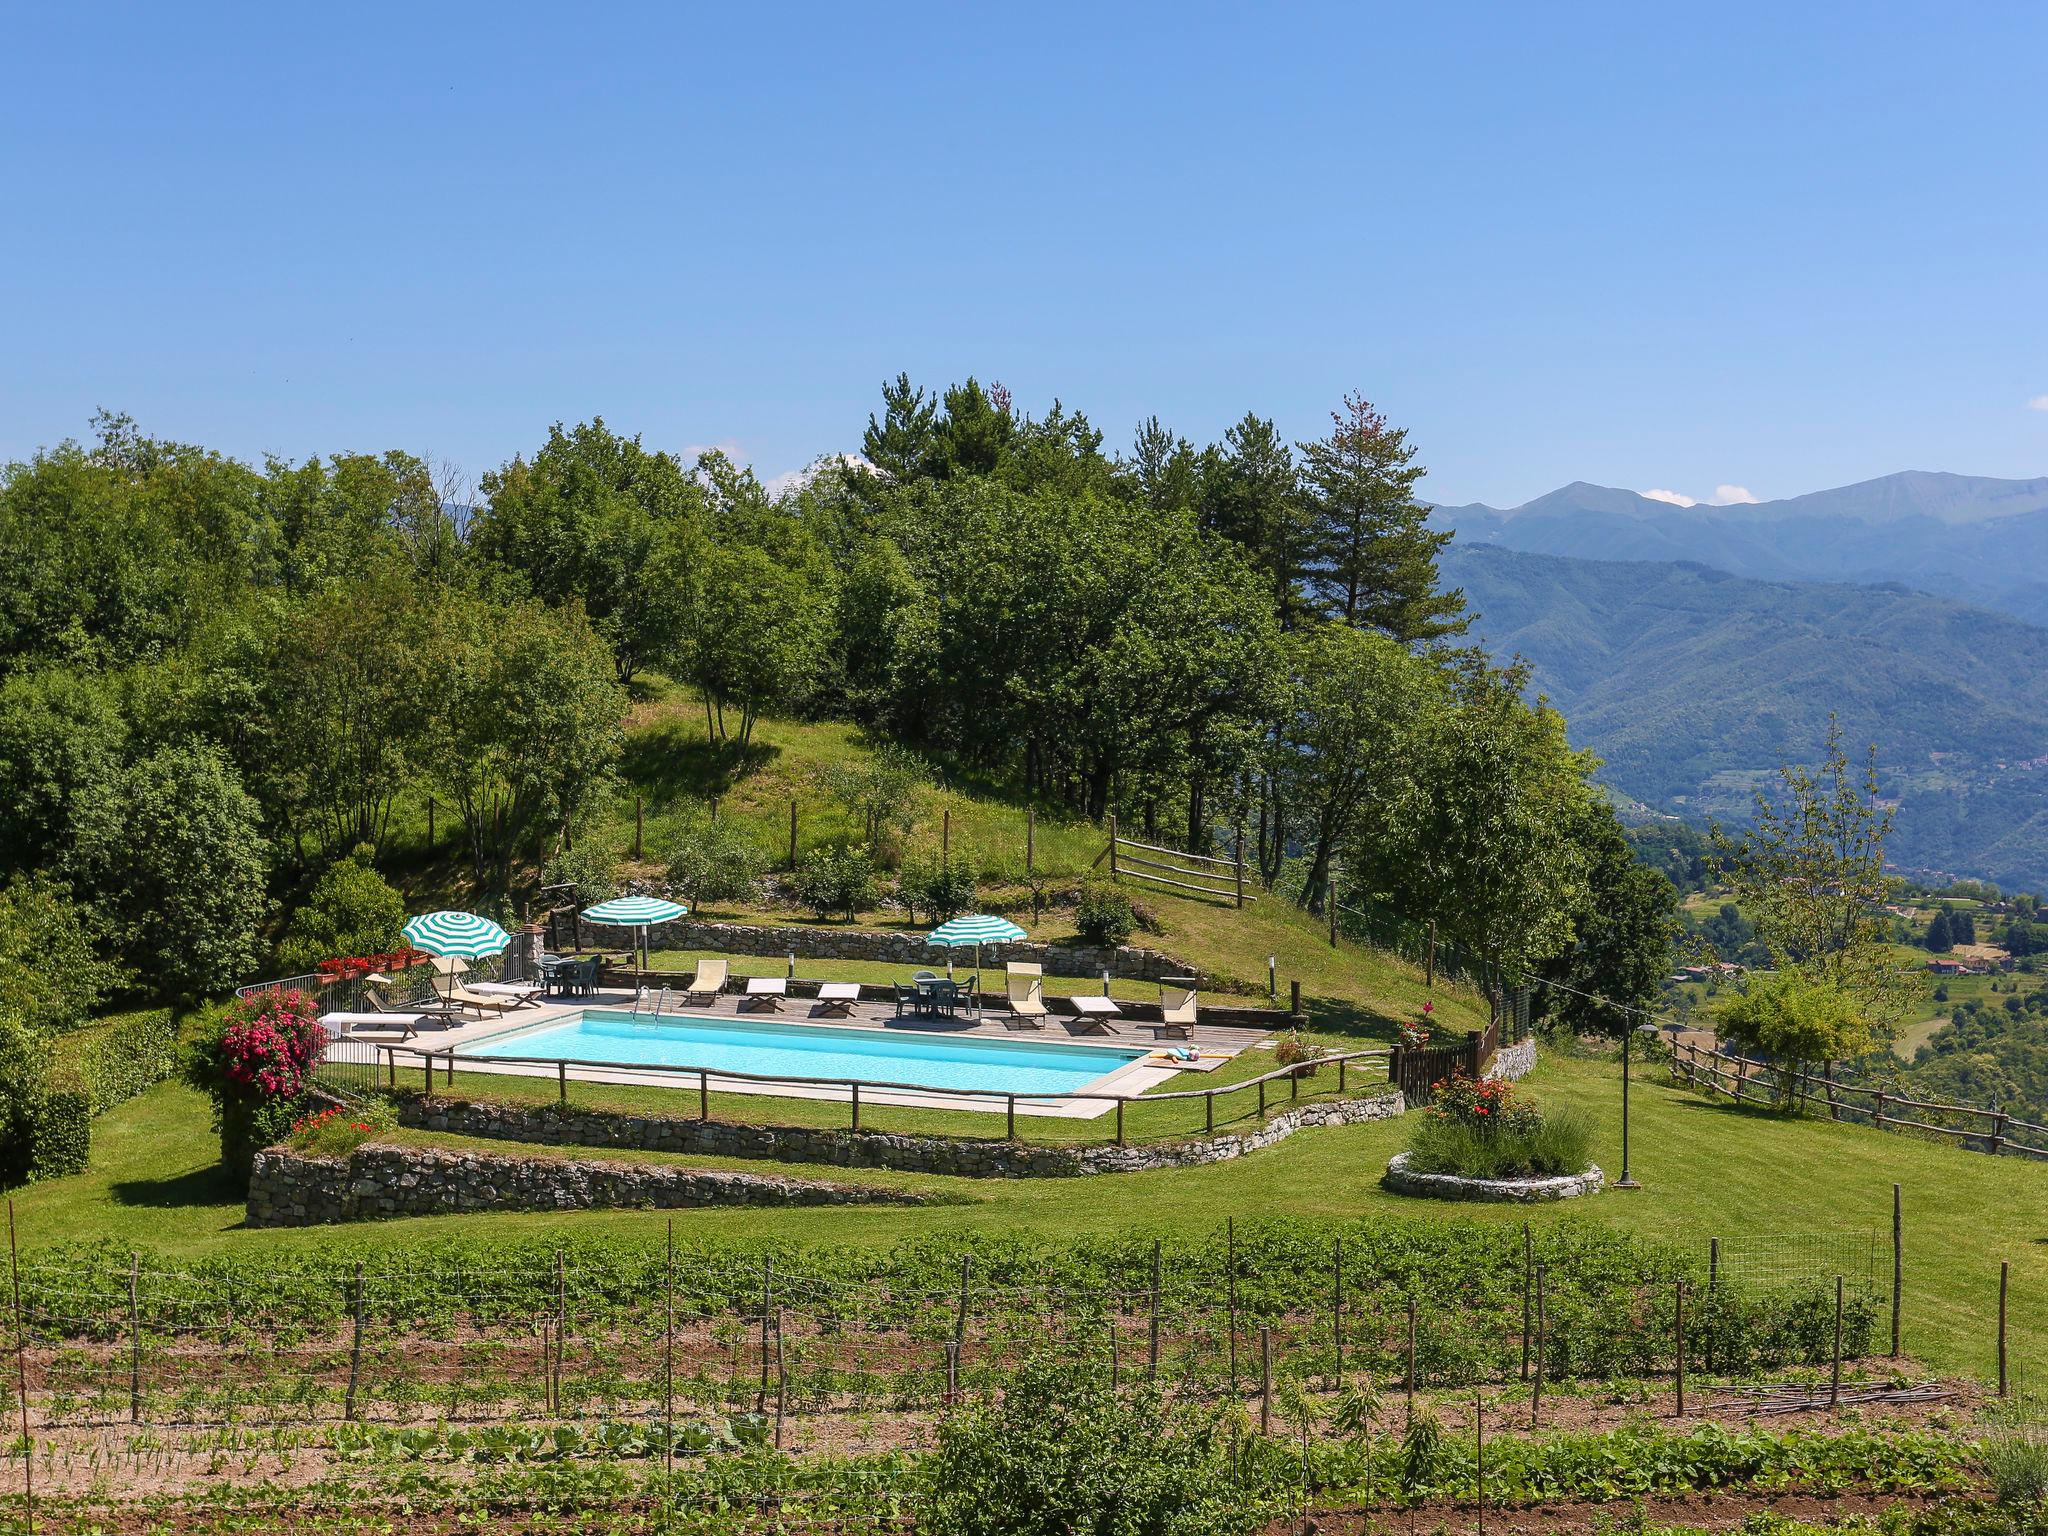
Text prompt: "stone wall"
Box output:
[[247, 1143, 931, 1227], [1486, 1036, 1538, 1083], [561, 915, 1208, 984], [1381, 1151, 1602, 1203], [398, 1087, 1403, 1178]]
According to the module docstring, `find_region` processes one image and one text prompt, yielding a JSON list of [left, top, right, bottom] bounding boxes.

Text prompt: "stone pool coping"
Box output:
[[1381, 1151, 1603, 1202]]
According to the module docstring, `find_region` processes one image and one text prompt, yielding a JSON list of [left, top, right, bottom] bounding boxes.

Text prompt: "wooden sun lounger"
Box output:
[[320, 1011, 432, 1042], [682, 956, 728, 1006], [1003, 962, 1047, 1029], [1157, 978, 1199, 1040], [740, 976, 788, 1013], [813, 982, 860, 1018], [462, 980, 544, 1008]]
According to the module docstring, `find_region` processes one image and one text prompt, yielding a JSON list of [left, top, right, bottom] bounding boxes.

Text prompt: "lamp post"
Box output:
[[1615, 1019, 1641, 1190]]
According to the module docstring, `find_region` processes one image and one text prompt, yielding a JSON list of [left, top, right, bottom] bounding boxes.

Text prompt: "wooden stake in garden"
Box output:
[[344, 1260, 365, 1421], [8, 1201, 32, 1536], [1891, 1183, 1903, 1359], [1474, 1391, 1486, 1536], [1999, 1260, 2010, 1398], [1149, 1240, 1162, 1376], [773, 1306, 786, 1448], [1829, 1275, 1844, 1409], [1332, 1235, 1345, 1389], [664, 1218, 676, 1510], [1259, 1325, 1272, 1435], [1674, 1280, 1686, 1417], [1520, 1223, 1533, 1382], [128, 1252, 142, 1424], [1405, 1295, 1417, 1419], [1226, 1218, 1240, 1395], [555, 1248, 568, 1414], [1531, 1265, 1546, 1426], [954, 1255, 972, 1383], [758, 1258, 774, 1413]]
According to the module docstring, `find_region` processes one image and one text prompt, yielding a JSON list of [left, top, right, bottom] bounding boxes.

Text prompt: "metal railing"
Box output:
[[319, 1038, 1393, 1147]]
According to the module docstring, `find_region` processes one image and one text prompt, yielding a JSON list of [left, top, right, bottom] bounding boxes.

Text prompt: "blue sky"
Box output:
[[3, 1, 2044, 507]]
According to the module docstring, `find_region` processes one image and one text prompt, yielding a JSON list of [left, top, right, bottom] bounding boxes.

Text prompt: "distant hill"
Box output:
[[1434, 472, 2048, 626], [1443, 544, 2048, 892]]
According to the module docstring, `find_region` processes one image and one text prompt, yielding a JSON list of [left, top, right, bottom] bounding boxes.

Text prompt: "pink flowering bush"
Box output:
[[1402, 1069, 1592, 1180], [1397, 1001, 1435, 1050], [184, 988, 330, 1181]]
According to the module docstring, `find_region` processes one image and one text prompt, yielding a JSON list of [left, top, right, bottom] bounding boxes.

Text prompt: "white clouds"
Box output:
[[1639, 484, 1758, 508], [763, 452, 876, 497], [2028, 395, 2048, 413]]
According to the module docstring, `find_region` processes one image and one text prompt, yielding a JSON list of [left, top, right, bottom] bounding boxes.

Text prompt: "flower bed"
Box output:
[[1383, 1150, 1604, 1202], [1386, 1072, 1599, 1199]]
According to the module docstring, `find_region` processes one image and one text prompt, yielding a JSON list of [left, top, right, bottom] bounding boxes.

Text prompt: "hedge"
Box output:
[[55, 1008, 183, 1114]]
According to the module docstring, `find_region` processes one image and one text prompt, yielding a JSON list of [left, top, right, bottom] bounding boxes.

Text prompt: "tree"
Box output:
[[470, 419, 707, 682], [70, 743, 269, 999], [0, 876, 119, 1033], [259, 449, 449, 593], [1711, 718, 1912, 1037], [927, 378, 1016, 479], [684, 540, 836, 746], [425, 596, 627, 899], [1268, 623, 1441, 912], [1296, 394, 1468, 642], [1925, 909, 1954, 954], [1535, 803, 1681, 1037], [1200, 413, 1311, 625], [860, 373, 939, 480], [818, 743, 928, 854], [0, 667, 127, 876], [275, 846, 407, 974], [1717, 972, 1872, 1103], [832, 537, 921, 719]]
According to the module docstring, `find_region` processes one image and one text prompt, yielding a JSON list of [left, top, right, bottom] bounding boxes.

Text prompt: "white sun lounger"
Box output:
[[1003, 962, 1047, 1029], [461, 980, 544, 1007], [814, 982, 860, 1017], [741, 976, 788, 1012]]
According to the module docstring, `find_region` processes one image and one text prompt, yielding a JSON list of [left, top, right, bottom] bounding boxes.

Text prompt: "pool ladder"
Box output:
[[632, 985, 671, 1019]]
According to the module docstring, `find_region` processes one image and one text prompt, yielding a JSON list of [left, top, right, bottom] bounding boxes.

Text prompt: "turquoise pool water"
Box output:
[[465, 1010, 1148, 1096]]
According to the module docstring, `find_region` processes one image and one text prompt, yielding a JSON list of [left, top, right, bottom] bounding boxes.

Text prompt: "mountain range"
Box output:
[[1439, 538, 2048, 893], [1433, 471, 2048, 627]]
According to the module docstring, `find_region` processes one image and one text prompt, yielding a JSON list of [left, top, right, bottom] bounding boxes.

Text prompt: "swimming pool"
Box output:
[[465, 1010, 1150, 1096]]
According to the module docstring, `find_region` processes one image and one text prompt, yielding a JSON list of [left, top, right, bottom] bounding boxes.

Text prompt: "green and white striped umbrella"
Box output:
[[401, 910, 512, 958], [581, 897, 688, 927], [926, 914, 1026, 996], [926, 914, 1027, 948]]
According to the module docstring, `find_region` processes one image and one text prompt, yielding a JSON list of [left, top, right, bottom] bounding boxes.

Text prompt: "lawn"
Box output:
[[14, 1048, 2046, 1388]]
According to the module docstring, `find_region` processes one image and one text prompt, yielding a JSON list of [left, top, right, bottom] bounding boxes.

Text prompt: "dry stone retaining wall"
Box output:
[[397, 1087, 1406, 1179], [1486, 1036, 1538, 1082], [1381, 1150, 1602, 1203], [247, 1143, 929, 1227]]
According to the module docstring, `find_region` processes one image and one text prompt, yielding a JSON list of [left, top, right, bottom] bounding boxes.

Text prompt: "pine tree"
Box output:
[[1201, 413, 1313, 626], [860, 373, 938, 480], [1925, 909, 1953, 953], [1297, 393, 1468, 642]]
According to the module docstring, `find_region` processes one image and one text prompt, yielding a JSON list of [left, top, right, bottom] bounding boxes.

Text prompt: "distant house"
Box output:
[[1927, 956, 1978, 976]]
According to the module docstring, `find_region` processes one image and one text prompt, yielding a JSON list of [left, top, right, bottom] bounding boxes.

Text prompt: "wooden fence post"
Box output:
[[1026, 805, 1035, 878], [634, 795, 643, 860], [427, 795, 435, 848], [557, 1060, 567, 1106], [1233, 822, 1245, 908], [1521, 1224, 1533, 1382], [942, 807, 950, 864], [1332, 1236, 1345, 1389], [1405, 1295, 1417, 1418], [554, 1249, 568, 1414], [1327, 854, 1339, 947], [1475, 1391, 1486, 1536], [758, 1259, 773, 1413], [851, 1081, 861, 1132], [7, 1200, 28, 1535], [699, 1070, 709, 1122], [1531, 1265, 1546, 1425], [664, 1218, 675, 1498], [1290, 979, 1301, 1019], [788, 799, 798, 870], [1108, 813, 1118, 879], [1999, 1260, 2010, 1398], [954, 1255, 972, 1387]]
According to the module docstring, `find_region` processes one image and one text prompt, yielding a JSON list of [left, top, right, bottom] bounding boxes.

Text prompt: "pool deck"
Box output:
[[331, 986, 1277, 1120]]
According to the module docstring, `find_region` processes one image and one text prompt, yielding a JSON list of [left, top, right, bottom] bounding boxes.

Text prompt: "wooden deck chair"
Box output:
[[1157, 978, 1199, 1040], [682, 955, 728, 1006], [1003, 962, 1047, 1029]]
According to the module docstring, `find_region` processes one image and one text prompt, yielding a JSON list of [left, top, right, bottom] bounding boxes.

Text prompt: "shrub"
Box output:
[[276, 846, 408, 975], [791, 843, 878, 922], [542, 845, 620, 907], [1075, 882, 1136, 947], [54, 1007, 182, 1114], [1981, 1419, 2048, 1517], [287, 1099, 396, 1159], [921, 1362, 1261, 1536], [183, 990, 328, 1181], [899, 854, 977, 924], [1274, 1031, 1326, 1077], [1403, 1073, 1593, 1179], [0, 874, 120, 1033], [664, 818, 767, 907], [0, 1016, 91, 1183]]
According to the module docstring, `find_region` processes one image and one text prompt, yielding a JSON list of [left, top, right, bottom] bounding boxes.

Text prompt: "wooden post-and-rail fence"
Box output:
[[1101, 814, 1246, 908], [1388, 1022, 1502, 1106], [1667, 1037, 2048, 1160]]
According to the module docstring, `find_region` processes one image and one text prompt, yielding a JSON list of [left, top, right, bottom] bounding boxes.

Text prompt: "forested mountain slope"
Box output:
[[1444, 544, 2048, 889]]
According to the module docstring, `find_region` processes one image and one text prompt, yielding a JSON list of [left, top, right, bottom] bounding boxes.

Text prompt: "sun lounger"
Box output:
[[1157, 978, 1198, 1040], [814, 982, 860, 1018], [682, 956, 728, 1006], [320, 1011, 430, 1041], [1067, 994, 1121, 1034], [369, 990, 463, 1026], [436, 977, 516, 1017], [1003, 962, 1047, 1029], [741, 976, 788, 1012], [462, 980, 544, 1007]]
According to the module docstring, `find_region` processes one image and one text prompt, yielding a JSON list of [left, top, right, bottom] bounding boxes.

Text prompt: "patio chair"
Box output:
[[814, 982, 860, 1018], [682, 956, 728, 1007], [1157, 978, 1199, 1040], [1002, 962, 1047, 1030], [892, 982, 925, 1018]]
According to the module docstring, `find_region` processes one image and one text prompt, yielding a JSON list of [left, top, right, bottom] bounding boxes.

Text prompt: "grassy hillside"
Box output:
[[1443, 544, 2048, 890]]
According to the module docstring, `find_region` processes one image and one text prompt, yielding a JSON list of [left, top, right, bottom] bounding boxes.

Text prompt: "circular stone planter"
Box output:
[[1382, 1152, 1604, 1203]]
